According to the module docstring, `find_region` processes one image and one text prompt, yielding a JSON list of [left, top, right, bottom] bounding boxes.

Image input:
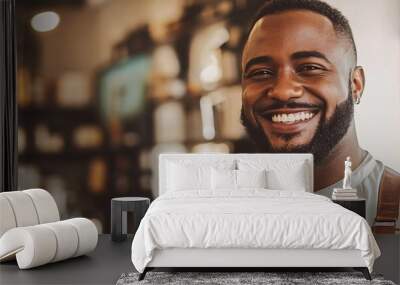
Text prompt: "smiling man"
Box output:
[[241, 0, 400, 230]]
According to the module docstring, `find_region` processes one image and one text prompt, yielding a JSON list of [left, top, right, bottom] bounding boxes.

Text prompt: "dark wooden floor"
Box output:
[[0, 235, 134, 285]]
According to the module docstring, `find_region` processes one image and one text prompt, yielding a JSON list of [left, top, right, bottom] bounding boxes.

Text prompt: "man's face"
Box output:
[[241, 10, 355, 163]]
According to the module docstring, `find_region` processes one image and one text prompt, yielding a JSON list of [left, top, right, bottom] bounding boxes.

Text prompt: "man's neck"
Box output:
[[314, 124, 365, 191]]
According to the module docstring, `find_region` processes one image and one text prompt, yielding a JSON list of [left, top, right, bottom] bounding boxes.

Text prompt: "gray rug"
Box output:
[[116, 271, 396, 285]]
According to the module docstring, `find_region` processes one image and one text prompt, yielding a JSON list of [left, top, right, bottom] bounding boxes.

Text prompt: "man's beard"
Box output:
[[241, 93, 354, 165]]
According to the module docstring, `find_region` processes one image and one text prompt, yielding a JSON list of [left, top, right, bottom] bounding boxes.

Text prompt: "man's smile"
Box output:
[[256, 107, 321, 134], [273, 110, 317, 123]]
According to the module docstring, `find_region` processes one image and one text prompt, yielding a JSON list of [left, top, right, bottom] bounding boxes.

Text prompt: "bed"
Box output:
[[131, 153, 380, 280]]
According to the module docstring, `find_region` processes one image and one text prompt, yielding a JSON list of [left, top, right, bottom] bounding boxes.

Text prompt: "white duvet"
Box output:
[[131, 189, 380, 273]]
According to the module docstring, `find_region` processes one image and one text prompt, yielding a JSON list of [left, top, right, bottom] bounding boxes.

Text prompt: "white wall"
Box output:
[[326, 0, 400, 171]]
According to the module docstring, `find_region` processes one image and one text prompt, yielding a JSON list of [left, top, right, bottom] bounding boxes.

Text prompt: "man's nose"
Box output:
[[268, 71, 303, 101]]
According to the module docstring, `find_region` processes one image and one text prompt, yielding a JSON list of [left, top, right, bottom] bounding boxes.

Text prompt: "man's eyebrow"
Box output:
[[243, 56, 274, 74], [291, 51, 331, 64]]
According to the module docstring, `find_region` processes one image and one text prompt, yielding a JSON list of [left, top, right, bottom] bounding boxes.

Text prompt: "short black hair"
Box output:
[[246, 0, 357, 63]]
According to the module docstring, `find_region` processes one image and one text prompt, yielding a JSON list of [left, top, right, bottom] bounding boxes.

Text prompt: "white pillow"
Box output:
[[167, 162, 211, 191], [236, 169, 267, 188], [237, 159, 309, 191], [266, 165, 307, 191], [211, 168, 236, 190], [211, 169, 267, 190]]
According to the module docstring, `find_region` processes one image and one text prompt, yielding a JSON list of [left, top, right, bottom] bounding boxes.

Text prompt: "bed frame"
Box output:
[[139, 154, 371, 280], [140, 248, 371, 280]]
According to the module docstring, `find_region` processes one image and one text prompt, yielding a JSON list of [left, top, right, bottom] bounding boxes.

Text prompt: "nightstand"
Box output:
[[111, 197, 150, 242], [332, 198, 366, 218]]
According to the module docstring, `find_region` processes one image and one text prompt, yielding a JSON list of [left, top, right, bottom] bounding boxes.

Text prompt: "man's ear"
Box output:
[[351, 66, 365, 104]]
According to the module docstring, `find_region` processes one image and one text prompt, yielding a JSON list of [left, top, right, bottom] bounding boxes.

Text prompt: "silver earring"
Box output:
[[354, 95, 361, 104]]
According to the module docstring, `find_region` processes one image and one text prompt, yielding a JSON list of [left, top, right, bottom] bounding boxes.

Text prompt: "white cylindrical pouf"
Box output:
[[0, 196, 17, 237], [0, 192, 39, 227], [0, 219, 98, 269], [64, 218, 98, 257], [42, 221, 79, 262], [23, 189, 60, 223], [0, 226, 57, 269]]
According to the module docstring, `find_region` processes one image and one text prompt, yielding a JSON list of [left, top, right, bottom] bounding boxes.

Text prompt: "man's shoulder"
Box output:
[[380, 166, 400, 194], [383, 166, 400, 179], [374, 166, 400, 230]]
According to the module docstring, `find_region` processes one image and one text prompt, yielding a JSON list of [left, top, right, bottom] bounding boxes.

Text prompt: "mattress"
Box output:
[[131, 189, 380, 273]]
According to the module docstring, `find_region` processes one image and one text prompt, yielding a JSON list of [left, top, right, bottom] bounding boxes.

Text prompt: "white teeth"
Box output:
[[271, 111, 315, 124]]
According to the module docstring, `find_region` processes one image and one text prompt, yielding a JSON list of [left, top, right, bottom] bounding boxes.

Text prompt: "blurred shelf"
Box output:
[[19, 107, 99, 121], [18, 147, 141, 162]]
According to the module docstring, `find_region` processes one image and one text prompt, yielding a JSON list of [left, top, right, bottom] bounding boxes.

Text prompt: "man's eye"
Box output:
[[246, 69, 274, 80], [297, 64, 325, 74]]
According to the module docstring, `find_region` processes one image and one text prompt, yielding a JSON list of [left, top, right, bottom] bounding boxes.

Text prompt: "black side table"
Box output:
[[111, 197, 150, 242], [332, 198, 366, 218]]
